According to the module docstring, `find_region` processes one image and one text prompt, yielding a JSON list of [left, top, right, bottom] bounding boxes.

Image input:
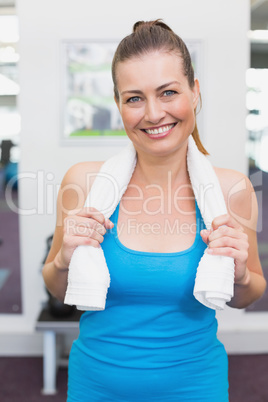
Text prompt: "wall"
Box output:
[[1, 0, 265, 356]]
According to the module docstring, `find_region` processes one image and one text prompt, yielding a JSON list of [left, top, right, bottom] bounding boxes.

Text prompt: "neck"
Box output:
[[133, 142, 190, 189]]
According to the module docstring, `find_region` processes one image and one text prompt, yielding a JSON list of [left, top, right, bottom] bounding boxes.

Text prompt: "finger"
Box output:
[[211, 214, 243, 232], [74, 236, 102, 248], [73, 225, 105, 244], [208, 225, 247, 242], [63, 233, 102, 249], [206, 246, 248, 263], [65, 217, 106, 236], [104, 219, 114, 229], [76, 207, 106, 225], [200, 229, 211, 245], [85, 218, 107, 235], [208, 236, 248, 252], [206, 246, 237, 258]]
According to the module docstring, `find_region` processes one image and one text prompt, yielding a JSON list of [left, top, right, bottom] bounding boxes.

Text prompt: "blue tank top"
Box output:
[[68, 201, 229, 401]]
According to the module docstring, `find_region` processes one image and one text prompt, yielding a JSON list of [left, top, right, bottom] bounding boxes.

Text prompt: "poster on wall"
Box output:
[[61, 40, 203, 144]]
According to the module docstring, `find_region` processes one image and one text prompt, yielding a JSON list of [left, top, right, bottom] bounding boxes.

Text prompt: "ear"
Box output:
[[192, 78, 200, 109]]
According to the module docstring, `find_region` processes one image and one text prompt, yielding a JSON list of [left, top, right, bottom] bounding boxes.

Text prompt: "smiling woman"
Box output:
[[42, 19, 266, 402], [112, 20, 207, 156], [114, 52, 200, 156]]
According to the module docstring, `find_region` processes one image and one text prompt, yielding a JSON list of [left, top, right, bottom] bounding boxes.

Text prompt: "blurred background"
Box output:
[[0, 0, 268, 401]]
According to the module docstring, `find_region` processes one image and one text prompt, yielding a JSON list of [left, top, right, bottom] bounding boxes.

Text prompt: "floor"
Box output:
[[0, 355, 268, 401]]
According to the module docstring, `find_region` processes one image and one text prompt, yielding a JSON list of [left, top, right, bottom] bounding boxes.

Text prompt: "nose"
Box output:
[[144, 99, 166, 124]]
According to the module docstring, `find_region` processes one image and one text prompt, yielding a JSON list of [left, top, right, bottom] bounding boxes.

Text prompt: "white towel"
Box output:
[[64, 144, 136, 310], [64, 136, 234, 311], [187, 135, 234, 309]]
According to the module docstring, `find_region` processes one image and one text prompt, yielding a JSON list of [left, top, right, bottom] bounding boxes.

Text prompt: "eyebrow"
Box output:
[[120, 81, 181, 96]]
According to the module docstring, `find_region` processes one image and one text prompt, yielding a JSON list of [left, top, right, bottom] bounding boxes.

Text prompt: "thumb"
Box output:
[[104, 218, 114, 230], [200, 229, 211, 245]]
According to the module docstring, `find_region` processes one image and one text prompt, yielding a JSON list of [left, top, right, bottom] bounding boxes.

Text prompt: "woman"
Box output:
[[43, 20, 266, 401]]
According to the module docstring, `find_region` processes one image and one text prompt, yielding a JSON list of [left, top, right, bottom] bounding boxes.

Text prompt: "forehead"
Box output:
[[115, 51, 186, 90]]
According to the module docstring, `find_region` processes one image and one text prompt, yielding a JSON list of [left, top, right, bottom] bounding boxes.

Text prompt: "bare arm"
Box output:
[[42, 161, 113, 302], [201, 169, 266, 309], [226, 172, 266, 308]]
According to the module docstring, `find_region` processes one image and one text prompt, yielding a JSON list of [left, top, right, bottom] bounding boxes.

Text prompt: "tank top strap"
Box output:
[[195, 200, 206, 233]]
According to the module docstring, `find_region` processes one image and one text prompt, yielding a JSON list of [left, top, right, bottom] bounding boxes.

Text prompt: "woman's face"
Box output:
[[115, 50, 200, 158]]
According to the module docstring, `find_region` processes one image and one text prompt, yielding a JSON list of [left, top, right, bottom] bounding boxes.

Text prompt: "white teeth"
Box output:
[[145, 124, 174, 135]]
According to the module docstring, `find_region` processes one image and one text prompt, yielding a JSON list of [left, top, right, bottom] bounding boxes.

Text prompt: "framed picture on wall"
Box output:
[[61, 40, 203, 146], [61, 40, 125, 146]]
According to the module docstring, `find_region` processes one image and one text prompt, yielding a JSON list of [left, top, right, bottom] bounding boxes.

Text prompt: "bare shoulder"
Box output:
[[58, 160, 104, 215], [46, 161, 105, 262], [62, 161, 104, 193], [214, 166, 252, 194], [214, 166, 257, 229]]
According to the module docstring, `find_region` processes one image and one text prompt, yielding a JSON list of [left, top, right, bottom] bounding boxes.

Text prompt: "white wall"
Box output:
[[2, 0, 265, 356]]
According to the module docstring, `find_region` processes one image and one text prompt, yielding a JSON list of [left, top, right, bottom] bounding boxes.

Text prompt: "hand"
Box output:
[[200, 214, 249, 285], [55, 207, 114, 270]]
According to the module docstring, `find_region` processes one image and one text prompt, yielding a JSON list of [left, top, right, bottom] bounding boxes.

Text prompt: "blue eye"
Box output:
[[127, 96, 141, 103], [163, 90, 176, 97]]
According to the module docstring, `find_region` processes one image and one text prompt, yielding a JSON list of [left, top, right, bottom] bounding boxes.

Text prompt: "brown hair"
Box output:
[[112, 19, 208, 155]]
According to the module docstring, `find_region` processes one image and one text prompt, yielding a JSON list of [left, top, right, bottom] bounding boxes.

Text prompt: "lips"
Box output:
[[143, 123, 175, 135], [142, 123, 176, 138]]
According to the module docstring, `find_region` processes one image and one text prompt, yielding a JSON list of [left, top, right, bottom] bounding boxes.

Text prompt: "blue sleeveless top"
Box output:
[[68, 202, 229, 401]]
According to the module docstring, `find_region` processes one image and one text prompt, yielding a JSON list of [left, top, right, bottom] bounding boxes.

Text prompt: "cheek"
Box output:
[[121, 108, 143, 127], [171, 100, 195, 119]]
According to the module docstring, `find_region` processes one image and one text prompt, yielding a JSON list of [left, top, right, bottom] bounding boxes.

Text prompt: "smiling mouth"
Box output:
[[142, 123, 176, 135]]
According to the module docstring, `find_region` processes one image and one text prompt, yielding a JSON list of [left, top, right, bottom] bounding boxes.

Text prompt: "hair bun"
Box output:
[[132, 19, 172, 33]]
